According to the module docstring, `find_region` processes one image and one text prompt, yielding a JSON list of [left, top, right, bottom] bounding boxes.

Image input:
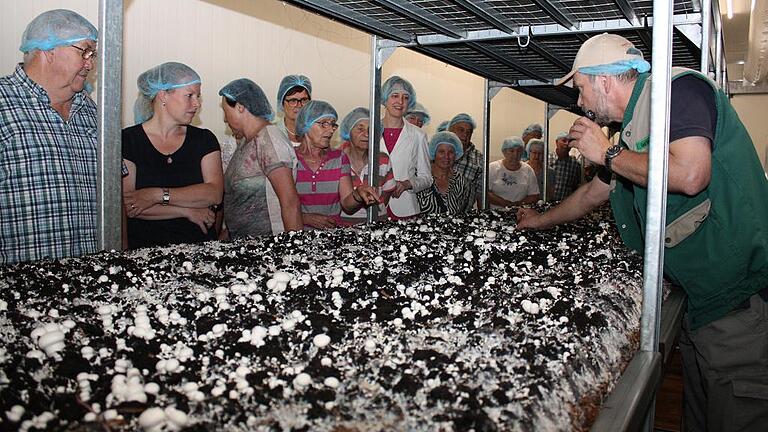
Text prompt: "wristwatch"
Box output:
[[161, 187, 170, 206], [604, 144, 624, 171]]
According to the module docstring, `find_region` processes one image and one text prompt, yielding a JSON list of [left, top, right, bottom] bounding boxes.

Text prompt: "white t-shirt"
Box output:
[[488, 160, 539, 209]]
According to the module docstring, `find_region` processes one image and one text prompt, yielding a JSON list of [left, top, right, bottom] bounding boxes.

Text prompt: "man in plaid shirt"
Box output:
[[448, 113, 484, 210], [0, 10, 99, 264], [551, 132, 582, 201]]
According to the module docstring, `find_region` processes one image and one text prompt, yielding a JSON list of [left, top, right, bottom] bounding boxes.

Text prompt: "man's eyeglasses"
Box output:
[[70, 45, 97, 60], [315, 121, 339, 131], [284, 97, 310, 107]]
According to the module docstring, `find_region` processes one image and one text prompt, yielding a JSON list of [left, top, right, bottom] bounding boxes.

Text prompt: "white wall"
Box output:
[[0, 0, 577, 164]]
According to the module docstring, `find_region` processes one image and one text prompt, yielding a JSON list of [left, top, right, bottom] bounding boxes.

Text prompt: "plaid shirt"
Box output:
[[0, 65, 98, 264], [453, 142, 483, 207], [552, 156, 582, 201]]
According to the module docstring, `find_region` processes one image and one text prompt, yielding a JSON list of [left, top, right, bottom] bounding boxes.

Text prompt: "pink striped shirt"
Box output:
[[295, 148, 350, 225]]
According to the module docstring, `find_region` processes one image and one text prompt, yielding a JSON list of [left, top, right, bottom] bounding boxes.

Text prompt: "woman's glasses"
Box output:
[[70, 45, 97, 60], [315, 121, 339, 131], [284, 97, 310, 107]]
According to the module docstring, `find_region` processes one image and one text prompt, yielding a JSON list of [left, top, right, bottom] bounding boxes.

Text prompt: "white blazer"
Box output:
[[381, 121, 432, 217]]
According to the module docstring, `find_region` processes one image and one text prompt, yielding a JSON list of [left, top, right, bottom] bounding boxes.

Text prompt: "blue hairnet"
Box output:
[[522, 123, 543, 137], [579, 58, 651, 76], [133, 62, 201, 124], [436, 120, 450, 132], [555, 132, 569, 140], [428, 132, 464, 161], [501, 136, 524, 152], [527, 138, 545, 152], [405, 103, 431, 126], [381, 76, 417, 111], [219, 78, 274, 122], [449, 113, 476, 130], [20, 9, 97, 53], [340, 107, 370, 142], [276, 75, 312, 113], [296, 100, 337, 138]]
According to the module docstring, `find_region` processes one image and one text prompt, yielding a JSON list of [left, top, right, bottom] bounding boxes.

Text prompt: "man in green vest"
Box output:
[[517, 33, 768, 431]]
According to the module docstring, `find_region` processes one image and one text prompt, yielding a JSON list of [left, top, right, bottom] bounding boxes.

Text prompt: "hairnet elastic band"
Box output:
[[20, 33, 97, 53], [578, 59, 651, 76], [146, 79, 201, 96]]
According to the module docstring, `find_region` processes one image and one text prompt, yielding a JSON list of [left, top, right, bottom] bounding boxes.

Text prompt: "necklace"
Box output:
[[165, 155, 173, 164]]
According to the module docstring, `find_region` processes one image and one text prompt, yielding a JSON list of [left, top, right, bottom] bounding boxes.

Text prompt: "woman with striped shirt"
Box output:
[[417, 132, 474, 215], [294, 101, 379, 229], [339, 107, 396, 225]]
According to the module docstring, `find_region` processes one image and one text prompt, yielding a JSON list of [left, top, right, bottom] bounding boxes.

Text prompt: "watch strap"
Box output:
[[162, 187, 170, 206]]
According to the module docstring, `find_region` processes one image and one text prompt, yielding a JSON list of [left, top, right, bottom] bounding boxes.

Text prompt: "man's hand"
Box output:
[[568, 117, 611, 165], [516, 208, 545, 230]]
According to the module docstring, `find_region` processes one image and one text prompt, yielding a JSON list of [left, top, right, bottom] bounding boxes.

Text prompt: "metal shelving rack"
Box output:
[[95, 1, 722, 430]]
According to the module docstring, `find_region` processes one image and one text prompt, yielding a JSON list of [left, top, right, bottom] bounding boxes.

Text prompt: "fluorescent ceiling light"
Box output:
[[726, 0, 734, 19]]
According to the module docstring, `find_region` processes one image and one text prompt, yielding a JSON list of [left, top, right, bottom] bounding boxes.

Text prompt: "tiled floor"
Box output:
[[654, 347, 684, 432]]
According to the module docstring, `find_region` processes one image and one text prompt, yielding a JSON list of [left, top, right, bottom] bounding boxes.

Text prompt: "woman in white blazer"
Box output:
[[379, 76, 432, 219]]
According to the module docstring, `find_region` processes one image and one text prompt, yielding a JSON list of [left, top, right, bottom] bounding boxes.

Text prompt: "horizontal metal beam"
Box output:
[[613, 0, 640, 25], [372, 0, 466, 39], [285, 0, 413, 43], [413, 46, 512, 84], [528, 41, 571, 71], [454, 0, 516, 34], [467, 42, 549, 81], [406, 14, 702, 47], [531, 0, 576, 29]]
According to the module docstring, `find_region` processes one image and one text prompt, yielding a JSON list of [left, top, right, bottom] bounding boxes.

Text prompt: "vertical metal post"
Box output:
[[543, 103, 550, 201], [97, 0, 123, 251], [481, 79, 491, 210], [700, 0, 711, 75], [367, 35, 382, 224], [713, 0, 723, 86]]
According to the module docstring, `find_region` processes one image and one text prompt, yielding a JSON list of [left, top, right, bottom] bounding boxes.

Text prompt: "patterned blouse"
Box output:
[[417, 173, 474, 215]]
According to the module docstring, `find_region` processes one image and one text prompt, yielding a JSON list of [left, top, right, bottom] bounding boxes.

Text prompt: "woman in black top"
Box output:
[[122, 62, 223, 249], [417, 132, 473, 215]]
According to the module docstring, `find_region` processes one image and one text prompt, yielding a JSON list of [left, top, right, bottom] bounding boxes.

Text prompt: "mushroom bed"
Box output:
[[0, 206, 644, 431]]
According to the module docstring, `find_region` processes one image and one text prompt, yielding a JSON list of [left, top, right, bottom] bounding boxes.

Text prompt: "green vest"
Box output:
[[610, 68, 768, 329]]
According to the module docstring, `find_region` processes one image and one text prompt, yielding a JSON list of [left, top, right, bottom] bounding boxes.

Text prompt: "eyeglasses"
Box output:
[[70, 45, 97, 60], [315, 121, 339, 131], [284, 97, 310, 107]]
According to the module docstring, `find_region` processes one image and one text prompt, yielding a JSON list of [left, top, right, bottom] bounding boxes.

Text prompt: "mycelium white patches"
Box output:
[[0, 207, 643, 431]]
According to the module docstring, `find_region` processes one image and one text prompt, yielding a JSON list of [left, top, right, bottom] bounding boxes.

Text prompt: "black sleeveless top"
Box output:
[[122, 124, 220, 249]]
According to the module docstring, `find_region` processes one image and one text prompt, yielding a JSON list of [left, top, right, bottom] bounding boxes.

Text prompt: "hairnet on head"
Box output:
[[501, 136, 524, 152], [436, 120, 450, 133], [522, 123, 543, 137], [219, 78, 274, 122], [295, 100, 337, 138], [133, 62, 201, 124], [555, 132, 569, 141], [276, 75, 312, 113], [340, 107, 372, 142], [381, 76, 417, 111], [449, 113, 476, 130], [20, 9, 97, 53], [527, 138, 545, 152], [405, 103, 431, 125], [428, 132, 464, 161]]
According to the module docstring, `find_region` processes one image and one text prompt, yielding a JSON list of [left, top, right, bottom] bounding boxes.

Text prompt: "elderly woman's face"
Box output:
[[283, 89, 310, 122], [349, 119, 370, 151], [385, 91, 410, 118], [528, 147, 544, 167], [162, 83, 201, 125], [305, 116, 337, 149], [503, 147, 523, 163], [406, 114, 424, 128], [434, 143, 456, 170]]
